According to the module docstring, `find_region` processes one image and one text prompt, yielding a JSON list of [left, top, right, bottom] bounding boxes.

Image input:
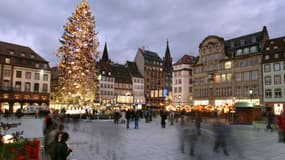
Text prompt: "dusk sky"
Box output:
[[0, 0, 284, 67]]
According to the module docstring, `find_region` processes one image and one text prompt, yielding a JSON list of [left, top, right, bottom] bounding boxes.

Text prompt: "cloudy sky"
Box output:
[[0, 0, 284, 67]]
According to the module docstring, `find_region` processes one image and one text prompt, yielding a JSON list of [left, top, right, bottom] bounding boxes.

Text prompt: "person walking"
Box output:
[[195, 113, 202, 136], [276, 110, 285, 142], [169, 110, 175, 125], [134, 110, 140, 129], [160, 110, 167, 128], [125, 109, 131, 129], [212, 118, 230, 156], [265, 109, 275, 132]]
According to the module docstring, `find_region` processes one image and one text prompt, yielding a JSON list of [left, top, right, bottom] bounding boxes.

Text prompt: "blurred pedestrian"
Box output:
[[54, 132, 72, 160], [125, 109, 131, 129], [195, 113, 202, 136], [265, 109, 275, 132], [160, 110, 167, 128], [134, 110, 140, 129], [169, 110, 175, 125], [212, 118, 230, 156], [180, 126, 198, 156], [276, 110, 285, 143], [114, 110, 121, 125]]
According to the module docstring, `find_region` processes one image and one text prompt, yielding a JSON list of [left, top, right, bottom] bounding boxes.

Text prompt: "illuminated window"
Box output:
[[5, 58, 11, 64], [222, 74, 226, 82], [225, 61, 232, 69]]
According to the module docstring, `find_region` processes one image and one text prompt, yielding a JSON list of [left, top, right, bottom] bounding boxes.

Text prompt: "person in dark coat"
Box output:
[[125, 109, 131, 129], [160, 110, 167, 128], [54, 132, 72, 160], [134, 110, 140, 129], [265, 109, 275, 132]]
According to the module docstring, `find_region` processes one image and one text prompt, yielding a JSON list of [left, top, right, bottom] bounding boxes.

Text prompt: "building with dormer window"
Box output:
[[0, 41, 50, 112]]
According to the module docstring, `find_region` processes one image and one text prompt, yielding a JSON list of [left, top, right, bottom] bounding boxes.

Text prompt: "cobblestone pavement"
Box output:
[[3, 116, 285, 160]]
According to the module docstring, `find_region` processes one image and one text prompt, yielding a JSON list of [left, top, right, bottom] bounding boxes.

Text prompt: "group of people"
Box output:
[[43, 113, 72, 160]]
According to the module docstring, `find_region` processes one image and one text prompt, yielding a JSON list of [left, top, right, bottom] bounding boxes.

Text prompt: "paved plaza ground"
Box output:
[[2, 116, 285, 160]]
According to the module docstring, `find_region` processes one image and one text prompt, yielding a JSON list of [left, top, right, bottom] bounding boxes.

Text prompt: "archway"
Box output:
[[13, 102, 21, 113], [1, 102, 9, 113]]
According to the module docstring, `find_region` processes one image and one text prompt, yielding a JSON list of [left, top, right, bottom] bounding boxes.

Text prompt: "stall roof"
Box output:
[[234, 102, 255, 108]]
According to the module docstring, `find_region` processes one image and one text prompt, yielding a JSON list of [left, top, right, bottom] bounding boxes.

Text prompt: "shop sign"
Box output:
[[274, 103, 283, 115]]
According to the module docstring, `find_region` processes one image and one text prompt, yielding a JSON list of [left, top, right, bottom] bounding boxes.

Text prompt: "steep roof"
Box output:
[[263, 36, 285, 53], [0, 41, 48, 62], [96, 61, 113, 77], [225, 26, 269, 57], [139, 48, 162, 62], [174, 55, 196, 65], [111, 63, 132, 83], [126, 61, 143, 78]]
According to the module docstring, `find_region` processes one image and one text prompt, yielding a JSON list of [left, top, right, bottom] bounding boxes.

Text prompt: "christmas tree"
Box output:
[[54, 0, 99, 108]]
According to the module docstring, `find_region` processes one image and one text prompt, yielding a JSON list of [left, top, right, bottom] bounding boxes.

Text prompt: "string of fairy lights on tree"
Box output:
[[55, 0, 99, 107]]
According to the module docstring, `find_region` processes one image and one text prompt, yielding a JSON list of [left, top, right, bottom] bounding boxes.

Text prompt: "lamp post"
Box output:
[[178, 95, 181, 106], [249, 89, 253, 103]]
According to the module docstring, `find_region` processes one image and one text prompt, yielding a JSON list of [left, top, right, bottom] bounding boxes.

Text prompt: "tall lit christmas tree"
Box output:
[[54, 0, 99, 108]]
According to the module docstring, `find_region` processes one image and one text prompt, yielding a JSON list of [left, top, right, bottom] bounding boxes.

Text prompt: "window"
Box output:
[[240, 39, 245, 46], [265, 89, 272, 98], [236, 49, 242, 56], [34, 83, 39, 92], [43, 74, 48, 81], [35, 63, 40, 68], [225, 61, 232, 69], [5, 58, 11, 64], [34, 73, 40, 80], [274, 63, 281, 71], [264, 64, 271, 72], [4, 69, 11, 77], [266, 47, 270, 51], [251, 71, 258, 80], [21, 52, 26, 56], [9, 50, 14, 55], [250, 46, 257, 52], [189, 87, 192, 93], [25, 72, 31, 79], [43, 64, 48, 69], [274, 75, 281, 84], [42, 84, 48, 93], [264, 76, 271, 85], [252, 36, 256, 43], [235, 73, 241, 81], [16, 71, 22, 78], [244, 48, 249, 54], [265, 55, 270, 60], [15, 81, 21, 91], [275, 88, 282, 98], [243, 72, 250, 81], [273, 46, 278, 49], [25, 82, 31, 92], [222, 74, 226, 82], [274, 54, 279, 59], [3, 80, 10, 90], [30, 54, 35, 58], [189, 79, 192, 84]]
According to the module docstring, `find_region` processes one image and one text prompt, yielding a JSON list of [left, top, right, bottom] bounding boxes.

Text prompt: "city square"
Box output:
[[0, 0, 285, 159]]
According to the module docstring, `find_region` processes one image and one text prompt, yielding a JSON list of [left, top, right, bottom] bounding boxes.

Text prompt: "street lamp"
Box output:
[[249, 89, 253, 102], [178, 95, 181, 106]]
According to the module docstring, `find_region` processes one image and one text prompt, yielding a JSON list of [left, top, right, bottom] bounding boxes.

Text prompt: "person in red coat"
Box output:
[[276, 110, 285, 142]]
